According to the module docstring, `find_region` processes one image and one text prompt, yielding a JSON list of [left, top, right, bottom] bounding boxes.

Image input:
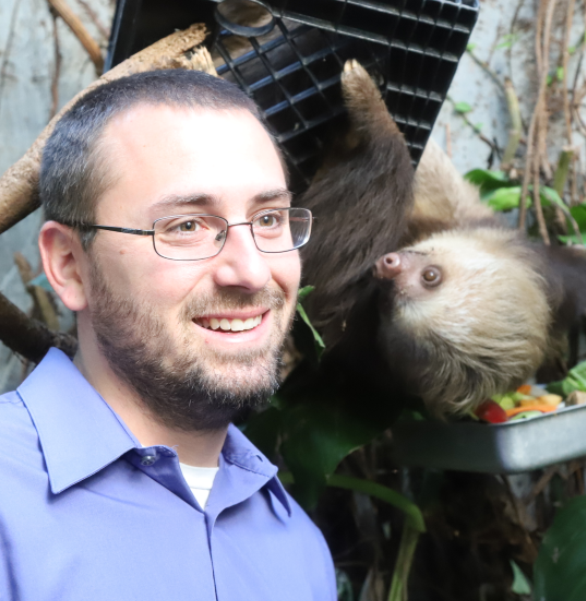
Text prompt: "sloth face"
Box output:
[[374, 250, 444, 300], [373, 227, 552, 413]]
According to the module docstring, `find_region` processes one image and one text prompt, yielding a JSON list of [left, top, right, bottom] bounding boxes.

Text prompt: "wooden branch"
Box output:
[[518, 0, 557, 232], [0, 23, 209, 237], [501, 77, 522, 168], [0, 290, 76, 363], [50, 9, 62, 119], [47, 0, 104, 74], [14, 252, 60, 331], [553, 146, 574, 196], [75, 0, 110, 40]]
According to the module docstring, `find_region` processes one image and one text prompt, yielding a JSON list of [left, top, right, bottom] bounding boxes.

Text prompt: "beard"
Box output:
[[88, 260, 294, 432]]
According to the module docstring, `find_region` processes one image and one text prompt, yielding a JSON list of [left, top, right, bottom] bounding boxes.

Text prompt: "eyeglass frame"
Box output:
[[66, 207, 313, 261]]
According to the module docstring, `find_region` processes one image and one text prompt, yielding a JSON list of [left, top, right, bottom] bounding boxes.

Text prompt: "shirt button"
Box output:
[[141, 455, 157, 466]]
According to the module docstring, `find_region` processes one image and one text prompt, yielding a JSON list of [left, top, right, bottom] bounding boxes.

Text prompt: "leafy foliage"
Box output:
[[534, 496, 586, 601], [454, 101, 472, 114], [510, 560, 531, 595]]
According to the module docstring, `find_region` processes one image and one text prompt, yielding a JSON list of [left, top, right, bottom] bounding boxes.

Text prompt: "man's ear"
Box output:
[[39, 221, 89, 312]]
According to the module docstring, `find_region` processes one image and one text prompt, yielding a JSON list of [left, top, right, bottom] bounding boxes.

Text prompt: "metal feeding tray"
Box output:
[[106, 0, 479, 192], [392, 404, 586, 473]]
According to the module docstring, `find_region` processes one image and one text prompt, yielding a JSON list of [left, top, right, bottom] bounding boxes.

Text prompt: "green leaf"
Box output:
[[243, 406, 284, 460], [496, 33, 519, 49], [280, 400, 385, 508], [297, 285, 314, 303], [466, 42, 477, 52], [558, 234, 584, 245], [454, 101, 472, 114], [568, 45, 577, 55], [279, 472, 425, 532], [557, 66, 564, 81], [510, 560, 531, 595], [328, 474, 425, 532], [464, 169, 513, 195], [570, 204, 586, 230], [294, 285, 326, 360], [336, 568, 354, 601], [547, 74, 553, 86], [534, 496, 586, 601], [539, 186, 566, 209], [473, 122, 483, 132], [483, 186, 525, 211], [296, 301, 325, 354]]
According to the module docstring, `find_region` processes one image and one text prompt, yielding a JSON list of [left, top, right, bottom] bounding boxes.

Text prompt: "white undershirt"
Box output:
[[179, 463, 219, 509]]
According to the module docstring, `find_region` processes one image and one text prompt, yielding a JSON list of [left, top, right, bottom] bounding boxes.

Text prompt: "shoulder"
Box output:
[[0, 389, 45, 488], [283, 491, 337, 598]]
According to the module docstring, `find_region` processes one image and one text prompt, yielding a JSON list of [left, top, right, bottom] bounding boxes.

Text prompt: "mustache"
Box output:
[[181, 287, 287, 319]]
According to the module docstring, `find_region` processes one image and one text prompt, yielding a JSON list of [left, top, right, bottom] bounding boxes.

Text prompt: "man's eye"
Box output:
[[256, 213, 280, 228], [179, 220, 199, 232]]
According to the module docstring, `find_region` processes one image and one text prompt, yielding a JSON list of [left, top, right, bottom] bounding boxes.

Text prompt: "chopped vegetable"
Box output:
[[566, 391, 586, 406], [509, 410, 544, 421], [505, 404, 556, 418], [475, 400, 508, 423], [538, 394, 563, 407], [517, 384, 532, 395]]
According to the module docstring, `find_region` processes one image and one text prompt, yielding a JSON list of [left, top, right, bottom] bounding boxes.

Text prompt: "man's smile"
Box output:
[[196, 314, 264, 332]]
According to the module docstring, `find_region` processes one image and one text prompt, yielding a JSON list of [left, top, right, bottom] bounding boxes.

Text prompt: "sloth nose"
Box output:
[[374, 253, 402, 279]]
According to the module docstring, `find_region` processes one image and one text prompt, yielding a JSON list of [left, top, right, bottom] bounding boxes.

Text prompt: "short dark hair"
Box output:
[[40, 69, 273, 248]]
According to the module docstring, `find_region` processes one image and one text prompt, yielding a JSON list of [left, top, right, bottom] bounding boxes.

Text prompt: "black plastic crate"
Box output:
[[106, 0, 479, 192]]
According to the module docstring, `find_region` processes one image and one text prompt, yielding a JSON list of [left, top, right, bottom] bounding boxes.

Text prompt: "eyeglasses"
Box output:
[[72, 207, 312, 261]]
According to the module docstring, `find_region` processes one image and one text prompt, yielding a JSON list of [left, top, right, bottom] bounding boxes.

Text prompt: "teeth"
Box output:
[[198, 315, 262, 332]]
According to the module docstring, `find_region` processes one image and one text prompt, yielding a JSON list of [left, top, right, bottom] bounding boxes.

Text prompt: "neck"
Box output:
[[74, 317, 227, 468]]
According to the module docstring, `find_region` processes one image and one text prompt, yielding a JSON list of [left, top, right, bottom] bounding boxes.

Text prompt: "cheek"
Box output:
[[273, 253, 301, 298], [115, 254, 210, 312]]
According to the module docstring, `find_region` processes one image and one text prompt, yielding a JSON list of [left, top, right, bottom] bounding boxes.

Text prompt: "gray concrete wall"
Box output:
[[0, 0, 113, 391]]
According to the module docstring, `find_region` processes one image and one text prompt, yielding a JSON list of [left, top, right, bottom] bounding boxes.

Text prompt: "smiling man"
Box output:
[[0, 70, 336, 600]]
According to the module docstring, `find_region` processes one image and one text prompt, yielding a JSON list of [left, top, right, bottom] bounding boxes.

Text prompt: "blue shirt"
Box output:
[[0, 348, 336, 601]]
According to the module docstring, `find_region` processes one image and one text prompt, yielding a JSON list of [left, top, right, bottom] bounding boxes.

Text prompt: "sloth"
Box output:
[[299, 59, 586, 417]]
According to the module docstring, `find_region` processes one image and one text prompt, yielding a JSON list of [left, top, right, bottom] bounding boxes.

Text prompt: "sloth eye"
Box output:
[[421, 266, 442, 288]]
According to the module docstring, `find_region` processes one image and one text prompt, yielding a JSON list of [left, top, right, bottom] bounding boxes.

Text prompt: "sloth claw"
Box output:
[[341, 59, 401, 135]]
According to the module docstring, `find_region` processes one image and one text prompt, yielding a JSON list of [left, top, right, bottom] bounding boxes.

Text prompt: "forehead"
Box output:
[[96, 103, 286, 222]]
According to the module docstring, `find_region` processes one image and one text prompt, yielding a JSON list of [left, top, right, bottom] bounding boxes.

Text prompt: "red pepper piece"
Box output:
[[474, 400, 508, 424]]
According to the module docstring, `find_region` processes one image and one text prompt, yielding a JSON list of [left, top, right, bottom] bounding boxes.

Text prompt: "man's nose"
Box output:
[[212, 224, 271, 291]]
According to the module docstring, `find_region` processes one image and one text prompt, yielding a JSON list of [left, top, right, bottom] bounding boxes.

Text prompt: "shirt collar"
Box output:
[[17, 348, 291, 516], [222, 424, 291, 517], [18, 348, 139, 494]]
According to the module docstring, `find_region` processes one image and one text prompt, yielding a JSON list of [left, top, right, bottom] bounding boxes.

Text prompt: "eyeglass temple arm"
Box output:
[[92, 225, 155, 236]]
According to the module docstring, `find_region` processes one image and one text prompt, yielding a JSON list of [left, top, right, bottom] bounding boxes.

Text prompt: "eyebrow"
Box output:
[[149, 188, 293, 214]]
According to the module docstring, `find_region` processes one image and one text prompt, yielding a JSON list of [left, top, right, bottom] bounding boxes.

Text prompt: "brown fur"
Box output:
[[299, 60, 414, 345], [300, 60, 586, 417]]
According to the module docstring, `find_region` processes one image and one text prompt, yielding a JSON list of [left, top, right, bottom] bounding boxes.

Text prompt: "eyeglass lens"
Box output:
[[153, 208, 311, 260]]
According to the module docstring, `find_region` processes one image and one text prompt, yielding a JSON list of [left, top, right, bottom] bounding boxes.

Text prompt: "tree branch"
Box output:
[[47, 0, 103, 74], [0, 290, 76, 363], [0, 23, 209, 237]]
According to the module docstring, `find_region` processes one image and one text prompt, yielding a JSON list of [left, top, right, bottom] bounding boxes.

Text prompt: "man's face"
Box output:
[[83, 104, 301, 431]]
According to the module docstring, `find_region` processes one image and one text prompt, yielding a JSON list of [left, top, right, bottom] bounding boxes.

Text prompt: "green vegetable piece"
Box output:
[[499, 397, 516, 410], [509, 410, 543, 421]]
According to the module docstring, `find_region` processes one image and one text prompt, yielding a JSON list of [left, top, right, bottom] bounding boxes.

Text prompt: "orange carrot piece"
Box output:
[[517, 384, 532, 395], [505, 404, 557, 417]]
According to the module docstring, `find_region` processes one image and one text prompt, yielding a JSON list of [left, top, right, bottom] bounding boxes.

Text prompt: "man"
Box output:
[[0, 69, 336, 600]]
